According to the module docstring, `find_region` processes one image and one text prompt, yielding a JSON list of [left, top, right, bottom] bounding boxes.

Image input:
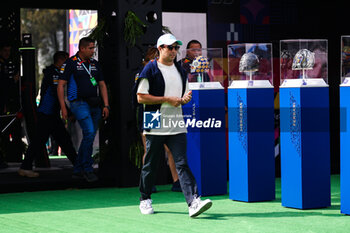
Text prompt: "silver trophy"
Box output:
[[239, 52, 259, 81], [292, 49, 315, 80]]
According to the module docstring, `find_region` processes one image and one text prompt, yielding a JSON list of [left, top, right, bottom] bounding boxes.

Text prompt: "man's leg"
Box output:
[[164, 144, 181, 192], [139, 135, 165, 201], [166, 133, 212, 217], [51, 116, 77, 166], [19, 113, 53, 177], [69, 101, 95, 175], [76, 118, 95, 172], [89, 106, 102, 164], [90, 106, 101, 133], [165, 133, 198, 205], [139, 135, 165, 214]]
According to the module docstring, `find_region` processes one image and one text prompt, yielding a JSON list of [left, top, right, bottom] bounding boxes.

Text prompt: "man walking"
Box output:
[[58, 37, 109, 182], [136, 34, 212, 217], [18, 51, 77, 177]]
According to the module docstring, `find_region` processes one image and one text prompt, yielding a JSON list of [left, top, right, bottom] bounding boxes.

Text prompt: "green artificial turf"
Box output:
[[48, 155, 68, 159], [0, 175, 348, 233]]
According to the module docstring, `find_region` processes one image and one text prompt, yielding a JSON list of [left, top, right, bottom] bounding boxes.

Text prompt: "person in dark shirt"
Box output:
[[180, 40, 202, 75], [58, 37, 109, 182], [180, 40, 210, 82], [18, 51, 77, 178]]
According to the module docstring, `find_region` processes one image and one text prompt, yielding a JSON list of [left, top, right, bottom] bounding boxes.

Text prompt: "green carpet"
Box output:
[[0, 175, 348, 233]]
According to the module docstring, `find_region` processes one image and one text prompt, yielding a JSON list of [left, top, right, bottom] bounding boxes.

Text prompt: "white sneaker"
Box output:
[[189, 196, 212, 218], [139, 199, 154, 215]]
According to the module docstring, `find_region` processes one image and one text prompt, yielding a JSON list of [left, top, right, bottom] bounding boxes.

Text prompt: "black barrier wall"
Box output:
[[98, 0, 164, 186]]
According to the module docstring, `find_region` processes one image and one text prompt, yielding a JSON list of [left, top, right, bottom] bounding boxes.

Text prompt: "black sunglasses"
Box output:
[[163, 45, 180, 51]]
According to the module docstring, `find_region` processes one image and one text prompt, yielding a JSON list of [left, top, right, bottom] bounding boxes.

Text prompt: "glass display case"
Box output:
[[280, 39, 328, 87], [340, 35, 350, 215], [341, 36, 350, 85], [178, 48, 224, 89], [228, 43, 273, 88]]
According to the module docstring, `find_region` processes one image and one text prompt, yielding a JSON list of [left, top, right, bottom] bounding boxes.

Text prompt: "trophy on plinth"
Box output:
[[179, 48, 227, 196], [190, 55, 210, 83], [279, 39, 330, 210], [239, 52, 260, 81], [340, 35, 350, 215], [292, 49, 315, 82], [227, 43, 275, 202]]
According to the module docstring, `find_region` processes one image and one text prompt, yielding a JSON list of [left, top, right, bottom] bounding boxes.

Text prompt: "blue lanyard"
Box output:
[[77, 56, 92, 78], [81, 62, 92, 78]]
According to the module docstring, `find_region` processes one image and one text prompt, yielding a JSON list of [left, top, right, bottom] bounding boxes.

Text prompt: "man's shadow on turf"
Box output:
[[156, 207, 346, 220]]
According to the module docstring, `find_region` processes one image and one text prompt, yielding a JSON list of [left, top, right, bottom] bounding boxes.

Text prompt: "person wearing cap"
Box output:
[[133, 47, 182, 193], [136, 34, 212, 217]]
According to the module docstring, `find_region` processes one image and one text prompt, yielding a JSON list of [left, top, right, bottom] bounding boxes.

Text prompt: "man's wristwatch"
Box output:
[[103, 105, 111, 110]]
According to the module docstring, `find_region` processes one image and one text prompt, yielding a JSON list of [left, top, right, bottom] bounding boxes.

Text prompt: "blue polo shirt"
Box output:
[[37, 64, 61, 116], [59, 53, 104, 101]]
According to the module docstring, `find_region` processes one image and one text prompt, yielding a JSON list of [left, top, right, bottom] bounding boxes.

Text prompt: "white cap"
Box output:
[[156, 34, 183, 48]]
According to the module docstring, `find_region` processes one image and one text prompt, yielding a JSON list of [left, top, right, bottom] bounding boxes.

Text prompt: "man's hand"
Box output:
[[57, 80, 68, 120], [61, 107, 68, 120], [181, 90, 192, 105], [166, 96, 182, 107], [102, 106, 110, 120], [99, 81, 110, 120]]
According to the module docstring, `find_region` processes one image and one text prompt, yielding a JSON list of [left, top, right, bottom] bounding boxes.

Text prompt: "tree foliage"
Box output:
[[20, 9, 67, 86]]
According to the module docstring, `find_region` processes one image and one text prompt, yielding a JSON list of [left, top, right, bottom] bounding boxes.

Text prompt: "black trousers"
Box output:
[[21, 112, 77, 170], [139, 133, 198, 206]]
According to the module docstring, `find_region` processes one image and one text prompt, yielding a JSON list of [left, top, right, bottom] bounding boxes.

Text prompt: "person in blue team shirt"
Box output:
[[18, 51, 77, 178], [57, 37, 109, 182]]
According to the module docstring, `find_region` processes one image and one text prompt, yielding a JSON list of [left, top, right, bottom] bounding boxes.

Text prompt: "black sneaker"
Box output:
[[83, 171, 98, 182], [171, 180, 182, 192]]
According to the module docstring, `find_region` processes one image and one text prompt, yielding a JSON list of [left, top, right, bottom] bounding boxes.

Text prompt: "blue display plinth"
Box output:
[[228, 84, 275, 202], [340, 86, 350, 215], [280, 86, 330, 209], [183, 84, 227, 196]]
